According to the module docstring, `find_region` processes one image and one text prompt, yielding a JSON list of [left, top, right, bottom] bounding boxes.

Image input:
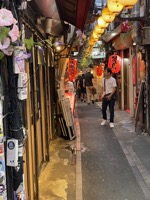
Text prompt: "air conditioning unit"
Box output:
[[142, 27, 150, 45]]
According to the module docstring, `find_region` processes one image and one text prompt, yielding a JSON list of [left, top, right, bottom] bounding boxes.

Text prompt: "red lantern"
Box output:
[[96, 65, 102, 76], [132, 56, 137, 85], [67, 59, 77, 81], [108, 54, 121, 73]]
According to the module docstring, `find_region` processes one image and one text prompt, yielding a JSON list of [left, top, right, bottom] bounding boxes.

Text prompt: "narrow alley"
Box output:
[[39, 99, 150, 200], [76, 100, 150, 200]]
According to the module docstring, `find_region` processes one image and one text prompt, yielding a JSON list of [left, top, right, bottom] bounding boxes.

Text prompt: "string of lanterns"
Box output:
[[81, 0, 138, 66]]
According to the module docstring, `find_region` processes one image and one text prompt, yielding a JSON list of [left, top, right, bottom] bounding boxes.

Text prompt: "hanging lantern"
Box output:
[[118, 0, 138, 8], [107, 0, 124, 14], [88, 38, 97, 45], [97, 16, 109, 28], [96, 65, 103, 77], [88, 40, 95, 46], [67, 59, 77, 81], [94, 25, 105, 34], [92, 31, 100, 40], [108, 53, 122, 73], [102, 7, 116, 23]]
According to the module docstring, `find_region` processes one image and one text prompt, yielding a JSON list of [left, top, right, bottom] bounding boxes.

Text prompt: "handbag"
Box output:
[[91, 87, 96, 94]]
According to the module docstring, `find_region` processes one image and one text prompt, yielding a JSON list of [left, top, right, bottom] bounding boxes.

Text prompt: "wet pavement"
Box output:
[[39, 100, 150, 200]]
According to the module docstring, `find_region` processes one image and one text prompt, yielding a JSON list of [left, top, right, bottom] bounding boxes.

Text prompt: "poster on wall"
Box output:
[[0, 100, 7, 200]]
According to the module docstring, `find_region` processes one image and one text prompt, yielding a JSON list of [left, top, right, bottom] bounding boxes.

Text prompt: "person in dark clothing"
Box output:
[[77, 71, 86, 102], [84, 67, 95, 104], [101, 67, 117, 128], [75, 74, 82, 99]]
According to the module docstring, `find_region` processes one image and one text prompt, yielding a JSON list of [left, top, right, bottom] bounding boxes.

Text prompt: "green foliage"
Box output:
[[0, 27, 10, 41], [24, 37, 34, 50], [0, 52, 4, 60]]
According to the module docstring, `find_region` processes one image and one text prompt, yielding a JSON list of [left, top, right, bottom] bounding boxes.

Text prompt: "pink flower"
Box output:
[[0, 37, 10, 50], [0, 8, 14, 26], [9, 24, 19, 42], [13, 18, 18, 25], [2, 45, 14, 56]]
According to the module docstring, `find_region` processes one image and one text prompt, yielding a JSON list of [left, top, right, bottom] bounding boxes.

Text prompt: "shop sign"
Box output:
[[108, 53, 121, 73]]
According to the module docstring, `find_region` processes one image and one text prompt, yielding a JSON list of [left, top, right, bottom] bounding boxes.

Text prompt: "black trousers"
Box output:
[[102, 97, 115, 122]]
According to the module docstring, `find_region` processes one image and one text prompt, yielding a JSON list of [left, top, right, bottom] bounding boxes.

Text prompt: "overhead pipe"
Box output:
[[34, 0, 63, 36]]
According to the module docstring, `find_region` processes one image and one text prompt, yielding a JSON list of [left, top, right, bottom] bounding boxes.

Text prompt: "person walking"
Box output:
[[101, 67, 117, 128], [84, 66, 95, 105], [77, 70, 86, 102]]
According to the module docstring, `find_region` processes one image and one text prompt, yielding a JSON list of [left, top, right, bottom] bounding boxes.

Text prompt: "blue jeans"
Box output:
[[102, 97, 115, 122]]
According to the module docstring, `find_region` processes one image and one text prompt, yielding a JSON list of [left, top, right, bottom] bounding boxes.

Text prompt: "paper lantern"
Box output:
[[94, 25, 105, 34], [92, 31, 100, 40], [68, 59, 77, 81], [108, 54, 122, 73], [88, 40, 96, 46], [132, 56, 137, 85], [97, 16, 109, 28], [96, 66, 103, 76], [102, 7, 116, 23], [107, 0, 124, 14], [118, 0, 138, 8]]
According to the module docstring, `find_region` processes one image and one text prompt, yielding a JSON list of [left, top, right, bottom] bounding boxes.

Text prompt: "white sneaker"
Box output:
[[110, 123, 114, 128], [101, 120, 106, 126]]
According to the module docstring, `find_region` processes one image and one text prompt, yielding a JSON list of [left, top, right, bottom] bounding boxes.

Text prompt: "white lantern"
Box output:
[[97, 16, 109, 28]]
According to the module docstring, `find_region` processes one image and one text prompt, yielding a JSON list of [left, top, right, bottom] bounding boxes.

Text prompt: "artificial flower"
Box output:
[[2, 45, 14, 56], [9, 24, 19, 42], [0, 8, 14, 26], [0, 37, 10, 50]]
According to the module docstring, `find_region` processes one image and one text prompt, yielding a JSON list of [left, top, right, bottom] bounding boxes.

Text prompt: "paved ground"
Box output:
[[76, 101, 150, 200], [39, 137, 76, 200], [39, 100, 150, 200]]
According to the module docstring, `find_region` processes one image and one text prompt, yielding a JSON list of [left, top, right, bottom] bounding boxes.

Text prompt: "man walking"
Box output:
[[101, 67, 117, 128], [84, 66, 94, 105]]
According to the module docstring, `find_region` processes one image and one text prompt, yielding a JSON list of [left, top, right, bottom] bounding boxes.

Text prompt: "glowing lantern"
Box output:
[[68, 59, 77, 81], [96, 66, 103, 76], [92, 31, 100, 40], [108, 53, 122, 73], [88, 40, 96, 46], [102, 7, 116, 23], [94, 25, 105, 34], [118, 0, 138, 8], [97, 16, 109, 28], [107, 0, 124, 14], [88, 38, 98, 46]]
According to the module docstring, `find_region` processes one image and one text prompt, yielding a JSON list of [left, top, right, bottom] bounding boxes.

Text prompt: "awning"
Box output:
[[112, 32, 133, 50], [56, 0, 93, 30], [30, 0, 93, 35]]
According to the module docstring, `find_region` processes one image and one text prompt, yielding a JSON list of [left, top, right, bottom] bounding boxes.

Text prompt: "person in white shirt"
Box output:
[[101, 67, 117, 128]]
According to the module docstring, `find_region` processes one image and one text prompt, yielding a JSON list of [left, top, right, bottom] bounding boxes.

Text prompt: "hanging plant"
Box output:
[[0, 8, 19, 60]]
